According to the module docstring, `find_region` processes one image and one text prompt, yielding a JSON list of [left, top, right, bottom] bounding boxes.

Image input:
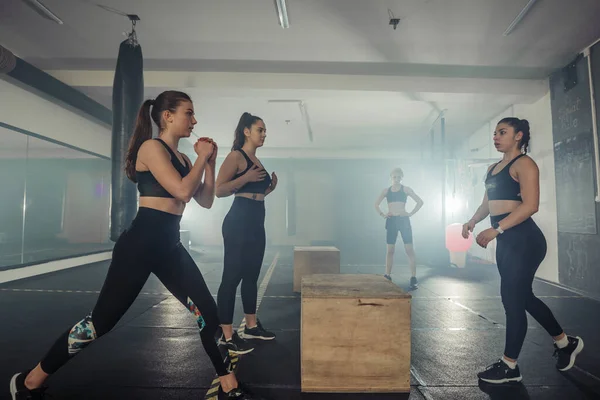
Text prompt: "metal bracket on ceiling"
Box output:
[[388, 9, 400, 30], [126, 15, 140, 47], [96, 4, 140, 46]]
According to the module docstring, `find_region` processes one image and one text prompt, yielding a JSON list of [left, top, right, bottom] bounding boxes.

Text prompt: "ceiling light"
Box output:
[[274, 0, 289, 29], [22, 0, 63, 25]]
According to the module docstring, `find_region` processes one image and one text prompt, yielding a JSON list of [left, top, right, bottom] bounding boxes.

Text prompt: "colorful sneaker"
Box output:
[[554, 336, 584, 371]]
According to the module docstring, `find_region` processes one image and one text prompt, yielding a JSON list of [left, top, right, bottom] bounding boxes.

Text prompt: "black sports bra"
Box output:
[[232, 149, 271, 195], [485, 155, 524, 202], [136, 139, 190, 198], [386, 185, 407, 203]]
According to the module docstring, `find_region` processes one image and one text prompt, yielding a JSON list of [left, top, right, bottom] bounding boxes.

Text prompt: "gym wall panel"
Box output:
[[455, 90, 558, 282], [549, 45, 600, 297], [0, 78, 111, 157]]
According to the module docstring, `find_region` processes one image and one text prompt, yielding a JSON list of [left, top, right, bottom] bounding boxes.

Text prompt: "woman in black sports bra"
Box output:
[[462, 117, 583, 385], [375, 167, 424, 289], [215, 112, 278, 355], [9, 91, 260, 400]]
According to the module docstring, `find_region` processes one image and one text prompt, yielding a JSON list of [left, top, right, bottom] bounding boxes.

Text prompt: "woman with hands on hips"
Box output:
[[375, 167, 423, 290]]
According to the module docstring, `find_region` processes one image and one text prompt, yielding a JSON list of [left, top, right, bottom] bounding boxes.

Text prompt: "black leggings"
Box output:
[[493, 213, 563, 359], [39, 207, 228, 376], [386, 216, 413, 245], [217, 197, 266, 325]]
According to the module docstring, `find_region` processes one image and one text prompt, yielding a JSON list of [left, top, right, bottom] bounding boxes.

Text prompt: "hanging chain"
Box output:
[[126, 19, 138, 46]]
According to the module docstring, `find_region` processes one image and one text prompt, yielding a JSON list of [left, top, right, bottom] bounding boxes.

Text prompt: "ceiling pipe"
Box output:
[[21, 0, 63, 25], [503, 0, 539, 36]]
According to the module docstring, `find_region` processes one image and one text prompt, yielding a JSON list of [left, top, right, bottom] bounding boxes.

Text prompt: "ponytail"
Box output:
[[518, 119, 531, 154], [232, 112, 262, 151], [124, 91, 192, 182], [498, 117, 531, 154], [125, 99, 154, 182]]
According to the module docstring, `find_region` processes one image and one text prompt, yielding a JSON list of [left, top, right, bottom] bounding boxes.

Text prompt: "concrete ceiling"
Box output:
[[2, 0, 600, 158]]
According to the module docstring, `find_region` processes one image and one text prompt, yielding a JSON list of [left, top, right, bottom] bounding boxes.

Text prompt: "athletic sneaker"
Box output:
[[218, 332, 254, 355], [554, 336, 584, 371], [383, 274, 392, 281], [10, 371, 49, 399], [477, 360, 522, 384], [239, 319, 276, 341], [409, 277, 418, 290], [222, 384, 265, 399]]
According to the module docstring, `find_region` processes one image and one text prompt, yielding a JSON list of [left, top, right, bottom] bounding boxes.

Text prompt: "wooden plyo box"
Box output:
[[301, 274, 411, 393], [293, 246, 340, 293]]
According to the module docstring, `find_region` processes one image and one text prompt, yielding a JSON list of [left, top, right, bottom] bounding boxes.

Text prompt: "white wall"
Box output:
[[181, 168, 337, 247], [457, 91, 558, 282], [0, 77, 111, 157], [514, 93, 558, 282], [0, 77, 113, 273]]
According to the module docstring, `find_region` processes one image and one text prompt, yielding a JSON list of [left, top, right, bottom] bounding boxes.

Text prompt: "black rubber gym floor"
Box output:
[[1, 248, 599, 399]]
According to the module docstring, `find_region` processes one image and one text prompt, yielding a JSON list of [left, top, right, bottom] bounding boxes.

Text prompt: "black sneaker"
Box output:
[[218, 332, 254, 355], [239, 320, 275, 341], [383, 274, 392, 281], [409, 277, 418, 290], [221, 384, 265, 399], [10, 371, 50, 400], [554, 336, 584, 371], [477, 360, 522, 384]]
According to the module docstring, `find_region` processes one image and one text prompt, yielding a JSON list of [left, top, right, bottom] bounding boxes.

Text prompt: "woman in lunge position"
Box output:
[[10, 91, 258, 399], [375, 167, 424, 289], [215, 112, 278, 355], [463, 117, 584, 384]]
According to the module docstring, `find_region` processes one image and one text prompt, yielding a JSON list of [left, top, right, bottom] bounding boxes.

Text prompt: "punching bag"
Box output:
[[110, 39, 144, 241]]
